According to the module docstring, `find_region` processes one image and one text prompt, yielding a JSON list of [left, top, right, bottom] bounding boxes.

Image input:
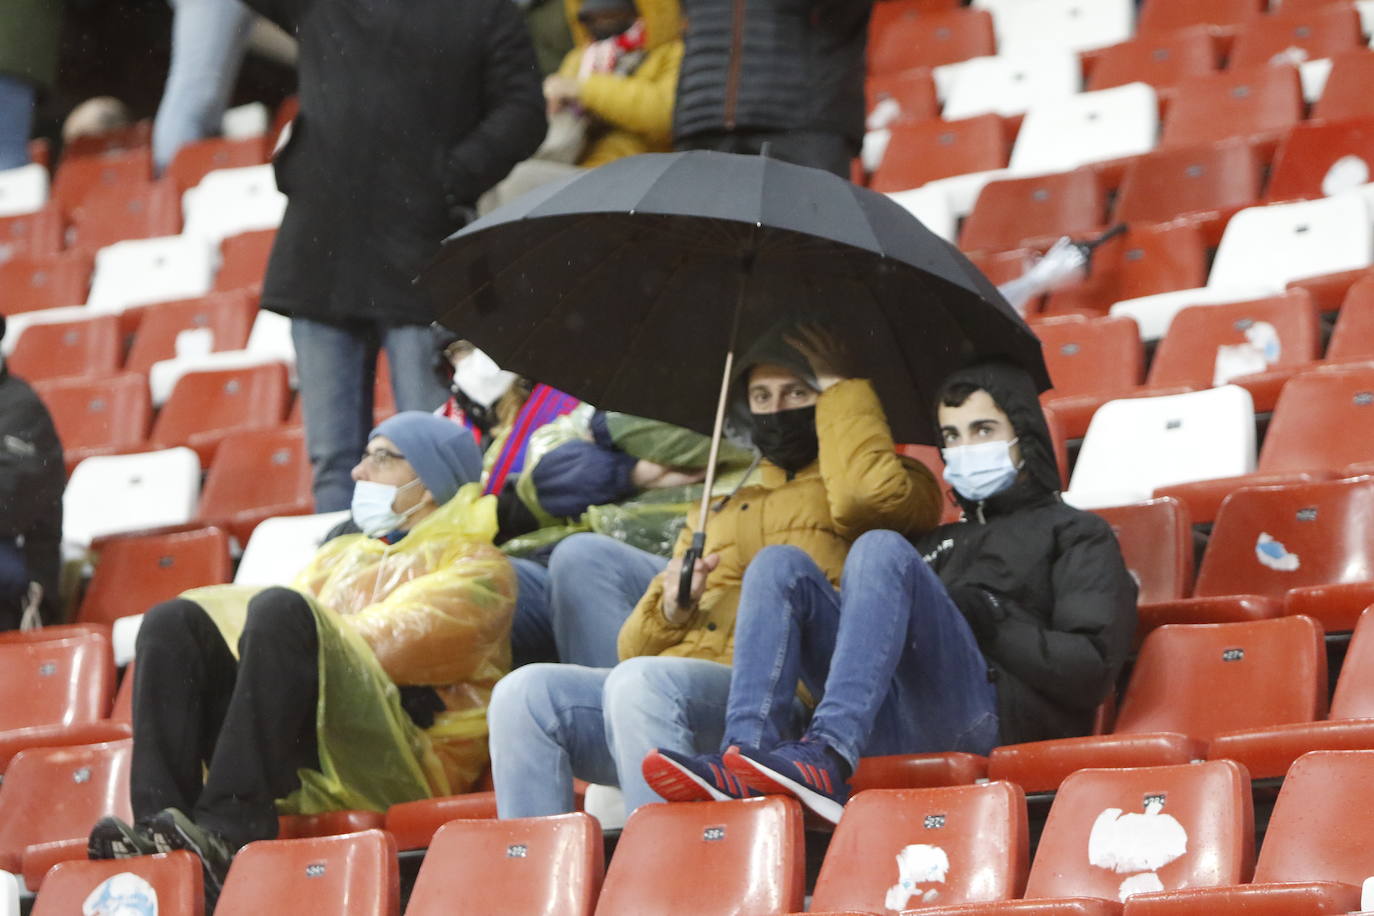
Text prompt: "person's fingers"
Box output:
[[702, 553, 721, 571]]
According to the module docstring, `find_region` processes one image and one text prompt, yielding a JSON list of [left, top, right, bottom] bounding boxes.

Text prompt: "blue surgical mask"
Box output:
[[941, 438, 1021, 503], [351, 478, 422, 537]]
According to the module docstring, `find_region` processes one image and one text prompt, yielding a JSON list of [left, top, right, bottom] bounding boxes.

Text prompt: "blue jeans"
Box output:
[[508, 535, 667, 669], [0, 75, 36, 171], [489, 657, 734, 817], [291, 317, 452, 511], [152, 0, 255, 172], [724, 532, 999, 769]]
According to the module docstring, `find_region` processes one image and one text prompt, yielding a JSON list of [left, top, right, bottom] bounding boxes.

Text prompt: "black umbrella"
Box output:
[[420, 150, 1048, 603]]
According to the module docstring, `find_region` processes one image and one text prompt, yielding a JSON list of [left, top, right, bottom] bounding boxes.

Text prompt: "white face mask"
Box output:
[[941, 437, 1021, 503], [351, 478, 422, 537], [453, 347, 517, 409]]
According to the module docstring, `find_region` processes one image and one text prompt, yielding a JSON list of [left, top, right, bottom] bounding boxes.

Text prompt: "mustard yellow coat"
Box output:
[[557, 0, 684, 167], [617, 379, 943, 665]]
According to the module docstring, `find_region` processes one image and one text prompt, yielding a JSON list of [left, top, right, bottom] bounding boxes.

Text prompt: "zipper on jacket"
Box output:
[[723, 0, 747, 129]]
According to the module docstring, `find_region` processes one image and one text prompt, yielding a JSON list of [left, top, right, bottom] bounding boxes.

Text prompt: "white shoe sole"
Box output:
[[732, 755, 845, 824]]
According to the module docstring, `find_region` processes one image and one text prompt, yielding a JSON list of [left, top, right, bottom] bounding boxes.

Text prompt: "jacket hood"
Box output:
[[727, 321, 820, 446], [564, 0, 681, 51], [937, 360, 1061, 515]]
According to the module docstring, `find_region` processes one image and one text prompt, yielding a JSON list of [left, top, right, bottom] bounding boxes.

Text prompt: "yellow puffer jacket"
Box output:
[[617, 379, 943, 664], [557, 0, 683, 167]]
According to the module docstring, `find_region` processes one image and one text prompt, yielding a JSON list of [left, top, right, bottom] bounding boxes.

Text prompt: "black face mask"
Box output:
[[751, 406, 818, 474]]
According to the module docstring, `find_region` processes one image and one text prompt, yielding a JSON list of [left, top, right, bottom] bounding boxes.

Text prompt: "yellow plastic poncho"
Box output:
[[183, 484, 515, 816]]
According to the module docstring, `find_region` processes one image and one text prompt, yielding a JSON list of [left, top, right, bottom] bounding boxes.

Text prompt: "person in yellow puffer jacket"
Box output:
[[88, 412, 515, 905]]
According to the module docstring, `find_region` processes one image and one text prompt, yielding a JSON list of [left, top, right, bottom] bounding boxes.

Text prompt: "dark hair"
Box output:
[[938, 380, 984, 410]]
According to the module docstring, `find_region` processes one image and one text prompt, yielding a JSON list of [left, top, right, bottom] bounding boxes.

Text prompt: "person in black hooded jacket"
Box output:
[[644, 359, 1137, 823]]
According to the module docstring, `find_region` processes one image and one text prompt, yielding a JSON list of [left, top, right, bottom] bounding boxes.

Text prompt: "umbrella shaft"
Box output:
[[696, 348, 736, 533]]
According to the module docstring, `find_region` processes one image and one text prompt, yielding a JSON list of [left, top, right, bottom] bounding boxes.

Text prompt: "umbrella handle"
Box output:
[[677, 531, 706, 611]]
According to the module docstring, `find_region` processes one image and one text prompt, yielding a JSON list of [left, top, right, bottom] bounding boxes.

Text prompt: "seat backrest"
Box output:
[[60, 122, 151, 160], [865, 68, 939, 128], [1207, 194, 1373, 292], [124, 289, 258, 375], [0, 204, 63, 262], [149, 362, 291, 465], [0, 163, 48, 220], [1252, 750, 1374, 885], [404, 813, 601, 916], [1035, 314, 1143, 398], [8, 314, 122, 383], [86, 234, 216, 313], [66, 179, 181, 253], [960, 168, 1106, 253], [1326, 274, 1374, 361], [1115, 616, 1326, 740], [1312, 49, 1374, 121], [1114, 138, 1262, 229], [1229, 4, 1363, 71], [234, 511, 351, 587], [32, 373, 151, 466], [181, 164, 286, 246], [1195, 476, 1374, 598], [0, 633, 115, 731], [166, 136, 268, 192], [0, 251, 91, 316], [1254, 364, 1374, 474], [870, 115, 1007, 194], [1266, 116, 1374, 204], [1160, 64, 1302, 150], [867, 5, 995, 76], [811, 783, 1028, 913], [1066, 385, 1256, 509], [1330, 607, 1374, 719], [63, 447, 202, 547], [197, 427, 313, 544], [1146, 290, 1320, 389], [986, 0, 1134, 55], [1025, 760, 1253, 903], [31, 851, 202, 916], [1009, 82, 1159, 176], [215, 228, 277, 293], [1044, 222, 1208, 315], [0, 740, 133, 873], [1092, 498, 1194, 604], [215, 829, 399, 916], [1137, 0, 1264, 35], [51, 148, 153, 216], [78, 527, 232, 626], [942, 50, 1081, 120], [1087, 27, 1219, 93], [594, 797, 804, 916]]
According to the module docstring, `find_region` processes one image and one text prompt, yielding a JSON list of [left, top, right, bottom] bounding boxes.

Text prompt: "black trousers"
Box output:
[[676, 128, 854, 178], [131, 587, 321, 849]]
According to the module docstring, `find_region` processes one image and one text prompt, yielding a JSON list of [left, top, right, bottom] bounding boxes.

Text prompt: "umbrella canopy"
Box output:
[[419, 150, 1047, 447]]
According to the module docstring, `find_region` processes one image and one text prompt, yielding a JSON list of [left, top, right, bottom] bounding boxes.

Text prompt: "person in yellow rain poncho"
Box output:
[[88, 412, 515, 908]]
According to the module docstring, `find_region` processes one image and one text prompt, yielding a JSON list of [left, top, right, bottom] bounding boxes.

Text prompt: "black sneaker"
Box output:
[[89, 816, 157, 860], [147, 808, 236, 911], [641, 747, 759, 802]]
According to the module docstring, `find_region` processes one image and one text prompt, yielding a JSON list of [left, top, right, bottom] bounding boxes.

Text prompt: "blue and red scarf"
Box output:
[[440, 384, 581, 495]]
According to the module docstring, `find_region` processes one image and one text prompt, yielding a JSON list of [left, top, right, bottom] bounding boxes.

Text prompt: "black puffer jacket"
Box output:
[[673, 0, 872, 145], [913, 362, 1137, 747], [0, 363, 64, 626]]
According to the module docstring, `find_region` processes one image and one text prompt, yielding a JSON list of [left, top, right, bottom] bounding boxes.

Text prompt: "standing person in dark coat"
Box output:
[[0, 316, 65, 630], [243, 0, 549, 512], [671, 0, 872, 177]]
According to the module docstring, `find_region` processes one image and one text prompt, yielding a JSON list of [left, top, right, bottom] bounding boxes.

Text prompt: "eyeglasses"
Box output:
[[360, 447, 406, 470]]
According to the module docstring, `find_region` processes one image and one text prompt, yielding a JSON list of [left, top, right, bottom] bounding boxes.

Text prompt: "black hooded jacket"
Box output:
[[0, 361, 64, 627], [913, 362, 1137, 747]]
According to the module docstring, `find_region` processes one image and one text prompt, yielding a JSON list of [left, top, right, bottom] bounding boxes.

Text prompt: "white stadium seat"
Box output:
[[63, 447, 202, 547]]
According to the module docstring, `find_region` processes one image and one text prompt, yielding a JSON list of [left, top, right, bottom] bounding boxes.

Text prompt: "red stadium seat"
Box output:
[[960, 169, 1106, 254], [1043, 222, 1209, 319], [33, 372, 152, 472], [1160, 64, 1302, 154], [1155, 365, 1374, 526], [1326, 273, 1374, 364], [383, 793, 500, 851], [1311, 50, 1374, 121], [215, 829, 399, 916], [215, 228, 276, 292], [1137, 0, 1265, 38], [1113, 141, 1262, 247], [809, 783, 1028, 913], [870, 115, 1009, 194], [165, 135, 268, 192], [197, 427, 313, 545], [1266, 116, 1374, 204], [124, 290, 258, 375], [868, 6, 996, 76], [1144, 290, 1321, 412], [1086, 28, 1220, 97], [276, 810, 385, 839], [1035, 315, 1145, 439], [595, 797, 805, 916], [404, 813, 603, 916], [866, 68, 940, 129], [148, 362, 291, 465], [1228, 4, 1363, 71], [62, 121, 152, 160], [51, 148, 154, 217], [1149, 476, 1374, 631], [916, 760, 1254, 914], [31, 851, 203, 916], [0, 203, 62, 261], [0, 251, 92, 316], [1092, 499, 1195, 605], [77, 527, 233, 626], [0, 632, 115, 731], [850, 751, 989, 792], [1122, 751, 1374, 914], [8, 313, 122, 383], [66, 179, 182, 252]]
